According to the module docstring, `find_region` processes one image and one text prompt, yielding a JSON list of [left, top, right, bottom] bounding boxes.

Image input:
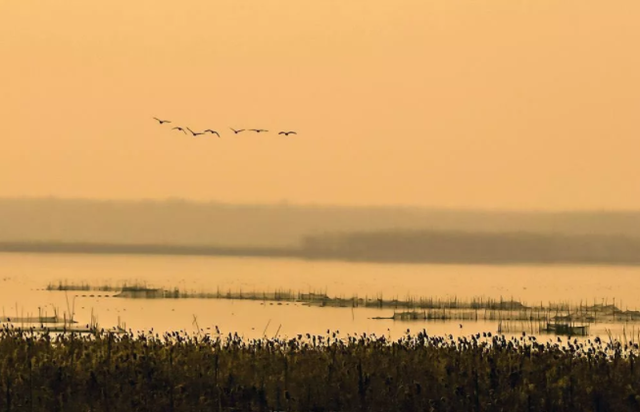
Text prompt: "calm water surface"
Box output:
[[1, 252, 640, 340]]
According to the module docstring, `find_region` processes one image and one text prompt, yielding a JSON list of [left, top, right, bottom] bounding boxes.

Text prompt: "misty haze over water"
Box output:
[[3, 198, 640, 265]]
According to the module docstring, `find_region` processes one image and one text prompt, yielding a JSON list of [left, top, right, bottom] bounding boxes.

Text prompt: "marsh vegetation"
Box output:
[[46, 281, 640, 329], [1, 327, 640, 411], [7, 253, 640, 409]]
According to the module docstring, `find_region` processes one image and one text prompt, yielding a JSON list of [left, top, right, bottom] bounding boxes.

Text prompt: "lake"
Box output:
[[1, 252, 640, 340]]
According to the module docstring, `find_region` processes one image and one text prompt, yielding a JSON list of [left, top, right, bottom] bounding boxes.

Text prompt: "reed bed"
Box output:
[[45, 281, 142, 292], [47, 281, 640, 327], [1, 327, 640, 411], [47, 281, 618, 311]]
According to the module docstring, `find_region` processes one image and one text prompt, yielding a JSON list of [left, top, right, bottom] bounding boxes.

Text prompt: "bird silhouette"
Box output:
[[249, 129, 269, 133], [187, 127, 205, 137], [230, 128, 245, 134], [204, 129, 221, 138], [172, 127, 187, 134], [278, 131, 297, 136], [153, 117, 171, 124]]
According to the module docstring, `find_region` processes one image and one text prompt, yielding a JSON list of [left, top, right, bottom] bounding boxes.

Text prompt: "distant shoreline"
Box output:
[[0, 241, 300, 259], [3, 241, 640, 266]]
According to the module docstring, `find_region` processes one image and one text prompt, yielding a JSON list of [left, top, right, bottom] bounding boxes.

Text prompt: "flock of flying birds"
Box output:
[[153, 117, 297, 137]]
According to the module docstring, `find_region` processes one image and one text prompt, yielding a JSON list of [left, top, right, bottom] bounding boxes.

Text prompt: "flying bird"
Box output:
[[249, 129, 269, 133], [172, 127, 187, 134], [204, 129, 221, 137], [153, 117, 171, 124], [230, 128, 245, 134], [278, 131, 297, 136], [187, 127, 205, 137]]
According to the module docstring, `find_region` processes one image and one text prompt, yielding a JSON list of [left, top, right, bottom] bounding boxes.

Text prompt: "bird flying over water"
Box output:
[[204, 129, 221, 137], [172, 127, 187, 134], [187, 127, 205, 137], [278, 131, 297, 136], [153, 117, 171, 124], [230, 128, 245, 134], [249, 129, 269, 133]]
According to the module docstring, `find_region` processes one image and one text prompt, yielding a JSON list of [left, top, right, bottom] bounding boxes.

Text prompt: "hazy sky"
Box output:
[[1, 0, 638, 210]]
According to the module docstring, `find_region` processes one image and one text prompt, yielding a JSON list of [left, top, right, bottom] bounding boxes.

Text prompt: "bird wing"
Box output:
[[289, 131, 297, 134], [278, 132, 285, 135]]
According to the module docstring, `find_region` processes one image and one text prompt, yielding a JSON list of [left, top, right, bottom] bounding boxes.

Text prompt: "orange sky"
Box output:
[[1, 0, 638, 210]]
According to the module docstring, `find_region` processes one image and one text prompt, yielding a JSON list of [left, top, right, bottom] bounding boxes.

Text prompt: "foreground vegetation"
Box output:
[[1, 327, 640, 411]]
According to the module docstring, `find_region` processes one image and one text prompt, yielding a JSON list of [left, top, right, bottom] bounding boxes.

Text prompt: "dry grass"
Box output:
[[0, 326, 639, 411]]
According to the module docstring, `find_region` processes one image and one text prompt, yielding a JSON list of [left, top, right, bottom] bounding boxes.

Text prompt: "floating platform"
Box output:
[[545, 322, 589, 336]]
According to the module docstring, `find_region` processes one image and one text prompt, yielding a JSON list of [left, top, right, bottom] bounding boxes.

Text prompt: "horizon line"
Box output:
[[1, 195, 640, 214]]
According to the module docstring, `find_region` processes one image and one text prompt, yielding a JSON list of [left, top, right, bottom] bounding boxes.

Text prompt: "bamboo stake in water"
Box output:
[[262, 319, 271, 337]]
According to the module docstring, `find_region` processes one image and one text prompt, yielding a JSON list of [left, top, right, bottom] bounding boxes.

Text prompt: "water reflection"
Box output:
[[1, 252, 640, 340]]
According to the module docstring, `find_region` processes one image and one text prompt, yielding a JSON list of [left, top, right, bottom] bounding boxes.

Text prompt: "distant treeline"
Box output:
[[301, 230, 640, 265], [4, 197, 640, 248], [4, 229, 640, 265]]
